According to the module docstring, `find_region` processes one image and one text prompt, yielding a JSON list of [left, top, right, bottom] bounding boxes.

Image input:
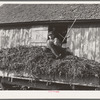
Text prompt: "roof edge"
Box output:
[[0, 19, 99, 27]]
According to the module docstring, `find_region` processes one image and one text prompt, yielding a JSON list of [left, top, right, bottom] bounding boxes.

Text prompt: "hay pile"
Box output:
[[0, 46, 100, 80]]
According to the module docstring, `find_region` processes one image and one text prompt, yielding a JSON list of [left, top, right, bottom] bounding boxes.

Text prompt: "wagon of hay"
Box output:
[[0, 46, 100, 90]]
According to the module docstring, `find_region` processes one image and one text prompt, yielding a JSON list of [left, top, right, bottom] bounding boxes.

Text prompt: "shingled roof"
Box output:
[[0, 4, 100, 24]]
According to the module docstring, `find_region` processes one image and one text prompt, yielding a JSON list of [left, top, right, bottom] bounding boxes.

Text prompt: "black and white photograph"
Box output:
[[0, 2, 100, 92]]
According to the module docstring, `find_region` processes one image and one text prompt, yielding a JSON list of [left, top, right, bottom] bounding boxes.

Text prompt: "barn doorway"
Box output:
[[48, 24, 68, 43]]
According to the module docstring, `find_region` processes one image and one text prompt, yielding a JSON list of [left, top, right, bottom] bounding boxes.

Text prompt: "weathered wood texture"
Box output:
[[67, 24, 100, 62], [0, 26, 48, 49], [0, 23, 100, 62]]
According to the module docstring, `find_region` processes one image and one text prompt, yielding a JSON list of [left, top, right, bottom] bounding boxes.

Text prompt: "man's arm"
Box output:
[[54, 38, 62, 47]]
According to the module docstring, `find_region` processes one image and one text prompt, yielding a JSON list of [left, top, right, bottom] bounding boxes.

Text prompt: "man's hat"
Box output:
[[48, 30, 55, 36]]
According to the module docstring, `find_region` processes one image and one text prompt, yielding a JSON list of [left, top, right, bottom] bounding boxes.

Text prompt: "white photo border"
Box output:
[[0, 1, 100, 99]]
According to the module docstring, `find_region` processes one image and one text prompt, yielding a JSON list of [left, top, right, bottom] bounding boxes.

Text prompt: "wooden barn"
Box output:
[[0, 4, 100, 62]]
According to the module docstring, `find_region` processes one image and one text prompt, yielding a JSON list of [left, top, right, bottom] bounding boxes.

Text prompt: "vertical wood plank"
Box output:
[[88, 27, 96, 60], [95, 27, 100, 62], [81, 26, 88, 58], [74, 28, 81, 57]]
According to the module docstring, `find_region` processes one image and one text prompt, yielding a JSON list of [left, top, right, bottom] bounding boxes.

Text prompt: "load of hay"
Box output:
[[0, 46, 100, 82]]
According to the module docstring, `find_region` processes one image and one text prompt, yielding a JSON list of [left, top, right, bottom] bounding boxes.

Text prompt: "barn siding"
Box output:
[[1, 22, 100, 62], [67, 23, 100, 62], [0, 26, 48, 49]]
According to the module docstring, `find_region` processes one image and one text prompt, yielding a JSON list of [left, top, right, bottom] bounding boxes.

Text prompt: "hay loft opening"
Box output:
[[48, 24, 68, 43]]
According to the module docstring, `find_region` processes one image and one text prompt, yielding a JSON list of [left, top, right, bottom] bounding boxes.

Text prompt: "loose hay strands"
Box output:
[[0, 46, 100, 81]]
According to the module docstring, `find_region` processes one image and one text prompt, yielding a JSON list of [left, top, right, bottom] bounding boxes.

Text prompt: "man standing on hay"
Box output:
[[46, 31, 62, 59]]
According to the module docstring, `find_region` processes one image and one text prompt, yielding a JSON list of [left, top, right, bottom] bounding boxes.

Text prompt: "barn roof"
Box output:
[[0, 4, 100, 24]]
